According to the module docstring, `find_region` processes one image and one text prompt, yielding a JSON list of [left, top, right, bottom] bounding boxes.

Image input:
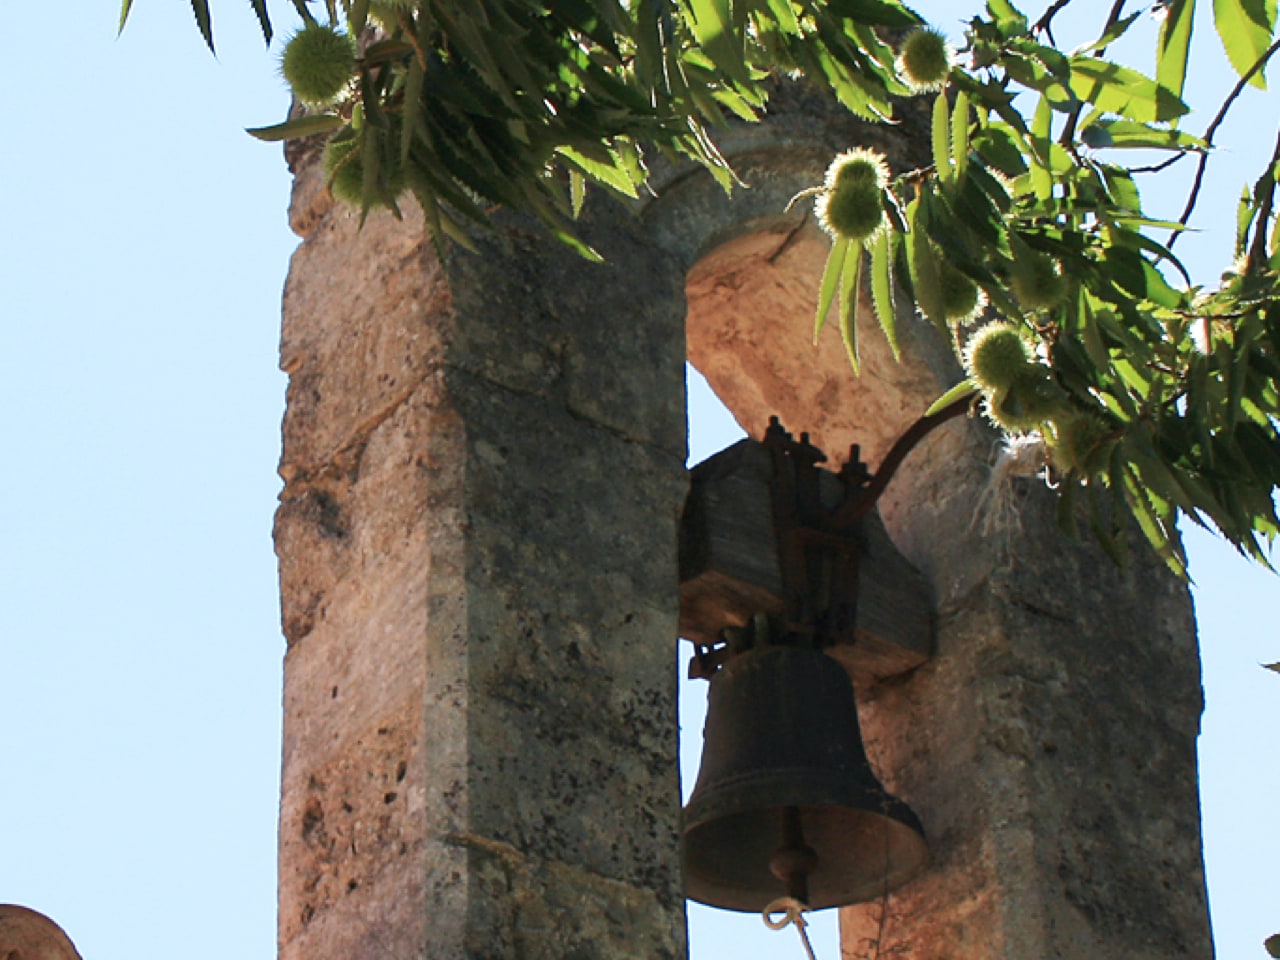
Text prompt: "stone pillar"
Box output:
[[273, 148, 689, 959]]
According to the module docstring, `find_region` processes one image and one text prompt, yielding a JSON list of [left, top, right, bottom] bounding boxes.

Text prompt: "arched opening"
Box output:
[[666, 196, 1208, 958], [672, 203, 974, 958]]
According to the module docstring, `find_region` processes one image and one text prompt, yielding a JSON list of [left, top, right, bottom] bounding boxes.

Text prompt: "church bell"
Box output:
[[682, 639, 927, 912], [680, 419, 932, 913]]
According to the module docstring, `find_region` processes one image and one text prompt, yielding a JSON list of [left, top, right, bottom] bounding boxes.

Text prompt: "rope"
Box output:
[[762, 897, 819, 960]]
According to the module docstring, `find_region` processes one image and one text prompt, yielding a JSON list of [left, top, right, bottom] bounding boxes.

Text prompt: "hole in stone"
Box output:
[[302, 799, 323, 841], [384, 791, 398, 804], [396, 760, 408, 782], [311, 490, 347, 539]]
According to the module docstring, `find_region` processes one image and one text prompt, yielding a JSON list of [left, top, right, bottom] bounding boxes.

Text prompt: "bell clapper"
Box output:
[[761, 806, 822, 960], [769, 805, 819, 904]]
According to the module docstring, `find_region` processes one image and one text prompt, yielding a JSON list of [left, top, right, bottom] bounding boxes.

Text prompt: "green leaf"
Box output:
[[1104, 233, 1191, 298], [1004, 50, 1075, 107], [711, 85, 761, 122], [118, 0, 135, 34], [548, 224, 604, 262], [948, 167, 1010, 250], [1123, 465, 1188, 577], [633, 0, 668, 89], [1124, 426, 1199, 517], [870, 227, 899, 359], [1080, 119, 1206, 151], [246, 114, 345, 141], [1237, 183, 1257, 255], [924, 378, 978, 416], [1088, 481, 1128, 570], [685, 0, 750, 86], [932, 93, 953, 182], [840, 243, 864, 373], [987, 0, 1029, 34], [814, 237, 852, 343], [1074, 10, 1143, 54], [765, 0, 803, 34], [1069, 58, 1190, 122], [249, 0, 272, 44], [952, 89, 971, 181], [347, 0, 369, 37], [413, 182, 453, 263], [1029, 94, 1053, 201], [973, 126, 1029, 176], [1267, 932, 1280, 958], [569, 169, 586, 219], [399, 53, 425, 167], [906, 199, 946, 327], [1214, 0, 1277, 89], [560, 144, 645, 198], [825, 0, 923, 28], [190, 0, 215, 53], [358, 114, 386, 222], [1157, 0, 1196, 101]]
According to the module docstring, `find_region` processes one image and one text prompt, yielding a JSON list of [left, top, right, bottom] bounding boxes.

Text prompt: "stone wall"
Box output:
[[274, 84, 1211, 959]]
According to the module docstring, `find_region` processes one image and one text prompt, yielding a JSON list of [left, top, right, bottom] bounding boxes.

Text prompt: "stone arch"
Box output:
[[635, 92, 1210, 959], [638, 86, 986, 580]]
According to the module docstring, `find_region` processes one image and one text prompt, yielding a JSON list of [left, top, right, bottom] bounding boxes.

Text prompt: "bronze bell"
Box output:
[[683, 642, 927, 912]]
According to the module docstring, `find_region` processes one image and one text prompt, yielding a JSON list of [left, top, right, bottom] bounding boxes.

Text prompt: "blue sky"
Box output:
[[0, 4, 1276, 960]]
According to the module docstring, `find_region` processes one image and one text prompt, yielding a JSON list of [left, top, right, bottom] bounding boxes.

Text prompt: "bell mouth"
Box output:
[[683, 801, 928, 912]]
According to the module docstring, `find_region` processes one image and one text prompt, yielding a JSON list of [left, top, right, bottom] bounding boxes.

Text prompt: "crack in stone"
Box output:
[[281, 364, 443, 496]]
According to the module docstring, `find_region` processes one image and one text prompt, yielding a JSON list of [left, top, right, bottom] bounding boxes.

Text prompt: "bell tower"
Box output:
[[274, 83, 1212, 960]]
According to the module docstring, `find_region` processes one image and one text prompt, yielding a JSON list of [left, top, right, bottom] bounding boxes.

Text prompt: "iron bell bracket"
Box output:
[[681, 402, 968, 683], [761, 416, 867, 656]]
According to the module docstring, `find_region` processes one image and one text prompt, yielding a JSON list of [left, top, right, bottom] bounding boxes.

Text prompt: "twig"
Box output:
[[1129, 153, 1185, 175], [1103, 0, 1127, 32], [1032, 0, 1077, 43], [829, 396, 972, 530], [1170, 36, 1280, 249], [1246, 126, 1280, 270], [1057, 2, 1128, 150]]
